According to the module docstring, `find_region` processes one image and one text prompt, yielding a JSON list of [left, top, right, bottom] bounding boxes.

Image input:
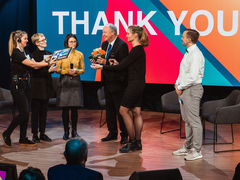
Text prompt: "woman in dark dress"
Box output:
[[91, 25, 149, 153], [2, 30, 56, 148]]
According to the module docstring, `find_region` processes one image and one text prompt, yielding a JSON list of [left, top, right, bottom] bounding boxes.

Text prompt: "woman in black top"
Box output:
[[2, 30, 56, 147], [31, 33, 58, 143], [91, 25, 149, 153]]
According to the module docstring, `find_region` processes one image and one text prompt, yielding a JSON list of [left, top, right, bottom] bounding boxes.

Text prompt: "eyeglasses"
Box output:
[[38, 38, 47, 42], [69, 41, 77, 44]]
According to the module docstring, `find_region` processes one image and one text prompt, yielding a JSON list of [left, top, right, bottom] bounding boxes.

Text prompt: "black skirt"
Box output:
[[121, 80, 145, 108], [57, 75, 83, 107]]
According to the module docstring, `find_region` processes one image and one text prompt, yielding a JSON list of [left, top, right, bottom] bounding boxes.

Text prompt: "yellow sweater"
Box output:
[[56, 49, 85, 75]]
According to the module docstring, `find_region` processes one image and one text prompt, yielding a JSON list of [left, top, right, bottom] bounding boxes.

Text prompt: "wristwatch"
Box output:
[[44, 59, 50, 66]]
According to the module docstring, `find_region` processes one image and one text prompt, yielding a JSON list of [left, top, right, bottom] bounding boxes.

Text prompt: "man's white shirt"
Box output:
[[176, 44, 205, 90]]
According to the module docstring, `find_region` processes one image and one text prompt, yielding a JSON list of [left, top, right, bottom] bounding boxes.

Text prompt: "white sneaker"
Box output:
[[184, 148, 203, 161], [173, 145, 190, 156]]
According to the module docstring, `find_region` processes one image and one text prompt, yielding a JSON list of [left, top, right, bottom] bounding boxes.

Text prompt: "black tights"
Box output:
[[5, 82, 31, 140], [62, 107, 78, 130], [119, 106, 143, 141]]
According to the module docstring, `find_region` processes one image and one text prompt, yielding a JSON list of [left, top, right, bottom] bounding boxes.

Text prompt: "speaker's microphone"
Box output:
[[70, 63, 73, 80]]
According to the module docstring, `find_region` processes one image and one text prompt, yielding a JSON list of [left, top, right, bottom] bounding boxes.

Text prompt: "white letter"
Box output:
[[92, 11, 108, 35], [72, 11, 89, 34], [190, 10, 214, 36], [52, 11, 69, 34], [168, 11, 188, 35], [114, 11, 133, 34], [218, 10, 238, 36], [137, 11, 157, 35]]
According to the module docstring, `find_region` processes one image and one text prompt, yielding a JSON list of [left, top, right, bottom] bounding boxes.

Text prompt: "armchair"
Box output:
[[97, 86, 106, 127], [161, 90, 184, 138], [0, 87, 15, 127], [201, 90, 240, 153]]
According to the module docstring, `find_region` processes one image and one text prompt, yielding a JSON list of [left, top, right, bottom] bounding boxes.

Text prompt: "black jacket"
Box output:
[[101, 37, 129, 93], [48, 164, 103, 180]]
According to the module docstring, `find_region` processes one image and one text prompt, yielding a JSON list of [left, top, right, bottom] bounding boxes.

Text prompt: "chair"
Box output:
[[201, 90, 240, 153], [0, 87, 15, 128], [161, 90, 184, 138], [97, 86, 106, 127]]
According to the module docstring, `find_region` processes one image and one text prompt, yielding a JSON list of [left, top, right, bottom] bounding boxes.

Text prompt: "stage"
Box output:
[[0, 108, 239, 180]]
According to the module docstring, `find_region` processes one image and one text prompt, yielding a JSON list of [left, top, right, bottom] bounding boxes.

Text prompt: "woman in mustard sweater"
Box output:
[[56, 34, 85, 140]]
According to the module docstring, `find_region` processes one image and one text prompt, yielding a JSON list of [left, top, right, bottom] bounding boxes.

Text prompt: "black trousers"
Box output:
[[104, 87, 128, 137], [31, 98, 49, 135], [5, 81, 31, 141], [62, 107, 78, 131]]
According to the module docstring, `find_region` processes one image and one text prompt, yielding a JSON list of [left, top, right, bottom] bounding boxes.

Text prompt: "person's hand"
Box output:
[[68, 69, 76, 75], [109, 59, 119, 65], [48, 65, 59, 72], [90, 63, 101, 69], [90, 59, 97, 64], [49, 59, 57, 66], [175, 85, 182, 98], [97, 57, 106, 65], [45, 55, 52, 62], [31, 58, 36, 62]]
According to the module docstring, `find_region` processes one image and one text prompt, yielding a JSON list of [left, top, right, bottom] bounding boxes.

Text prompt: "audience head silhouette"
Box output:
[[64, 138, 88, 165], [18, 167, 45, 180]]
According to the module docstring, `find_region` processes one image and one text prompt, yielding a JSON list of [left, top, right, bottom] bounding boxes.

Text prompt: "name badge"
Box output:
[[26, 54, 31, 60], [44, 55, 49, 60]]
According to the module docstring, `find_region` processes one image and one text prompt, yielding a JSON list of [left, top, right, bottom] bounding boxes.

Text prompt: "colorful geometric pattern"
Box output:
[[0, 170, 6, 180], [37, 0, 240, 86]]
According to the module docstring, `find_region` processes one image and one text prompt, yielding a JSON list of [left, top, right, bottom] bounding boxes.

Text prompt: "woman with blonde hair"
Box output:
[[91, 25, 149, 153], [2, 30, 56, 147], [30, 33, 58, 143]]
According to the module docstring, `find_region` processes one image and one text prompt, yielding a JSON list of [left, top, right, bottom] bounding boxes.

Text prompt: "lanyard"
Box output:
[[17, 47, 27, 58]]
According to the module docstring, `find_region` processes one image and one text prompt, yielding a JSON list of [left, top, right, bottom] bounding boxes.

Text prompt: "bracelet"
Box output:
[[100, 65, 103, 70]]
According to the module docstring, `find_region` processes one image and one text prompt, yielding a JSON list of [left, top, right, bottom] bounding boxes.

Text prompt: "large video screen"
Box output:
[[37, 0, 240, 86]]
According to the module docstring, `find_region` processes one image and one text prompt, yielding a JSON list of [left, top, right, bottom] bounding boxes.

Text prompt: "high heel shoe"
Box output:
[[135, 139, 142, 150], [119, 140, 136, 153]]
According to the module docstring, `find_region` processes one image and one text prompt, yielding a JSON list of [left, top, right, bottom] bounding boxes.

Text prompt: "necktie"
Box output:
[[106, 44, 112, 59], [186, 49, 188, 53]]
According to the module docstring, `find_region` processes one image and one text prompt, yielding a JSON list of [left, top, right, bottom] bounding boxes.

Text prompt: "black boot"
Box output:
[[72, 128, 80, 138], [63, 127, 69, 140], [32, 134, 40, 143], [135, 139, 142, 150], [119, 140, 136, 153]]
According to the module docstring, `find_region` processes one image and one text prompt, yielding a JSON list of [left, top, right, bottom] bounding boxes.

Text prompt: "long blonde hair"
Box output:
[[128, 25, 149, 47], [8, 30, 27, 56]]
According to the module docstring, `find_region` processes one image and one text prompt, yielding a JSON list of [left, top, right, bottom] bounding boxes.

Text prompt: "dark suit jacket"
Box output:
[[31, 48, 54, 99], [47, 164, 103, 180], [101, 37, 129, 93]]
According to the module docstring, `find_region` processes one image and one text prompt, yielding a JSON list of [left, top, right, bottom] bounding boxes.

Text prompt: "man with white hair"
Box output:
[[92, 24, 129, 144]]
